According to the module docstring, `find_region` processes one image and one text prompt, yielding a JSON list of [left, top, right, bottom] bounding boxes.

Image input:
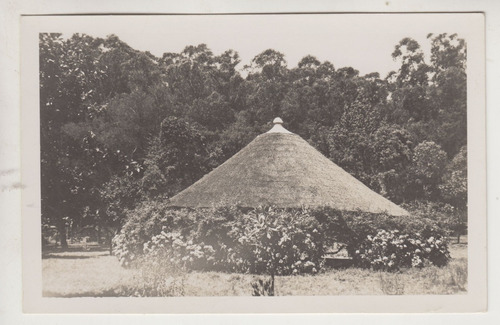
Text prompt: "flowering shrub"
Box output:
[[353, 229, 450, 271], [143, 230, 216, 271], [112, 231, 137, 267], [112, 201, 197, 267], [113, 200, 452, 274], [136, 208, 324, 275], [228, 208, 324, 275], [340, 210, 448, 256], [114, 204, 326, 275]]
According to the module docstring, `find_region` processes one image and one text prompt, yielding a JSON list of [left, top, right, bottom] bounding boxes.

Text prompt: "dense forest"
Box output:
[[40, 33, 467, 248]]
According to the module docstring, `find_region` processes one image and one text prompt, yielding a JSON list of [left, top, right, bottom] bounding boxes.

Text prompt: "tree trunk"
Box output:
[[96, 225, 101, 244], [57, 221, 68, 249], [457, 233, 461, 244], [270, 274, 275, 296], [109, 231, 113, 256]]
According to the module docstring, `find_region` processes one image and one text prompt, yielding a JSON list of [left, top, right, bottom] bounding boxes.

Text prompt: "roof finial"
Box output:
[[273, 117, 283, 125], [267, 117, 292, 134]]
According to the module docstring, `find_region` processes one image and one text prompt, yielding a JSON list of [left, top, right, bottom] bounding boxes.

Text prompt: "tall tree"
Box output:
[[140, 117, 208, 198], [408, 141, 448, 201], [243, 49, 289, 127], [40, 33, 108, 247], [427, 33, 467, 157]]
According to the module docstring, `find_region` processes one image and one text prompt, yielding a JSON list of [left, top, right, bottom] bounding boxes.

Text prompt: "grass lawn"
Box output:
[[42, 242, 467, 297], [42, 246, 141, 297]]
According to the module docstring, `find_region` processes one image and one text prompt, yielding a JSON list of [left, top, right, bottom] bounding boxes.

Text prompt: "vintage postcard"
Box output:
[[20, 13, 486, 313]]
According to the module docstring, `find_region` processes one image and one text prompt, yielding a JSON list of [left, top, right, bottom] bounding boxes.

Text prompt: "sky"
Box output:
[[55, 13, 475, 78]]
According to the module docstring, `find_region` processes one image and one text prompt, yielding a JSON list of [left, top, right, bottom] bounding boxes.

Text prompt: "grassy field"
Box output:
[[42, 241, 467, 297]]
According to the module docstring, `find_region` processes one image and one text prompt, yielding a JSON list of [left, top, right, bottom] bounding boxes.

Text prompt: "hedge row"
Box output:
[[112, 201, 450, 274]]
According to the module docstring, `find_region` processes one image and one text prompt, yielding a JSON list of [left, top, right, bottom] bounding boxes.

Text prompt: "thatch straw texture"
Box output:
[[168, 132, 409, 216]]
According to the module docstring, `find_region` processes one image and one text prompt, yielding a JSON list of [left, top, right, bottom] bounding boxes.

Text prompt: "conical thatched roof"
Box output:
[[168, 118, 409, 216]]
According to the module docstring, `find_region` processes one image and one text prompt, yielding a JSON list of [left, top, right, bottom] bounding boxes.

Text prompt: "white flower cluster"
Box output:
[[353, 229, 450, 271]]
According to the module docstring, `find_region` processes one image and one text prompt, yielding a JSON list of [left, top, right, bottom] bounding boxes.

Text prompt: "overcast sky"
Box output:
[[56, 13, 474, 78]]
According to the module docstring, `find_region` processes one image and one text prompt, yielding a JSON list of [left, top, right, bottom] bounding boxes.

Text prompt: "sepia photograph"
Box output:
[[18, 12, 486, 313]]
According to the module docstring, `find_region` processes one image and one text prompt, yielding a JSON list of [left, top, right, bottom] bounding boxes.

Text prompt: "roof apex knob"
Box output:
[[267, 117, 292, 134]]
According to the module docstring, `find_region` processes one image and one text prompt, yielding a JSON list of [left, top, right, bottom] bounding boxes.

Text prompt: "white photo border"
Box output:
[[1, 0, 498, 324]]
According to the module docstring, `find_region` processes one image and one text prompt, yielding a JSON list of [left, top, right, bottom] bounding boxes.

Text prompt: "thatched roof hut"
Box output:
[[168, 118, 408, 216]]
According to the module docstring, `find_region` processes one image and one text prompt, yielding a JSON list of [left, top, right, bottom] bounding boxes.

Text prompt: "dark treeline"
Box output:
[[40, 33, 467, 247]]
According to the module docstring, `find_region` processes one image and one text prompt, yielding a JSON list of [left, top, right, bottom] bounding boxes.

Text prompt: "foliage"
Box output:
[[99, 174, 142, 228], [404, 200, 467, 243], [353, 230, 450, 271], [111, 200, 175, 266], [339, 210, 446, 255], [440, 146, 467, 209], [229, 208, 324, 276], [114, 205, 326, 275], [143, 231, 216, 271], [408, 141, 448, 200], [141, 117, 208, 197], [113, 203, 451, 275]]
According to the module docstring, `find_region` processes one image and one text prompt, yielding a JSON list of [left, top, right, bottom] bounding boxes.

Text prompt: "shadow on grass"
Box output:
[[42, 244, 111, 259], [42, 254, 96, 260], [43, 244, 109, 253], [43, 288, 128, 298]]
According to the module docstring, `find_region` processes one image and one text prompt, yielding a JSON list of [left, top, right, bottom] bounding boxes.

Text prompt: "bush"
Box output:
[[340, 210, 447, 255], [353, 229, 450, 271], [403, 200, 467, 242], [113, 201, 450, 274], [114, 204, 326, 275], [112, 232, 136, 267], [137, 207, 325, 276], [112, 200, 197, 267], [228, 208, 324, 275], [143, 231, 216, 271]]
